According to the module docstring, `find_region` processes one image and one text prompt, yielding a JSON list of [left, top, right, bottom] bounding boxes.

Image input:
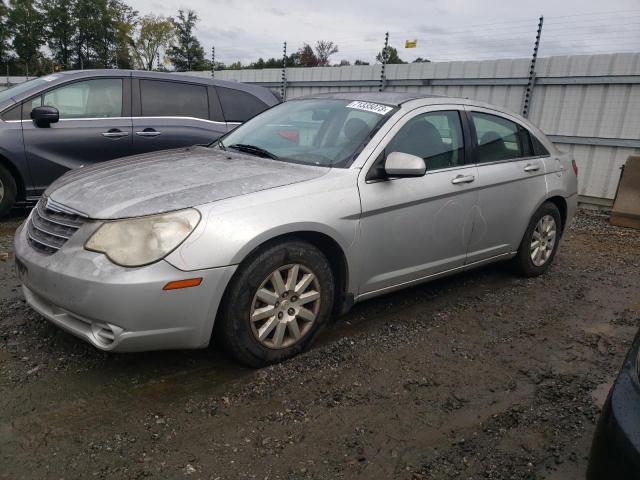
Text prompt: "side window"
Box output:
[[39, 79, 123, 119], [531, 134, 550, 156], [471, 112, 533, 163], [1, 103, 21, 121], [217, 87, 269, 123], [386, 110, 464, 171], [140, 80, 209, 120]]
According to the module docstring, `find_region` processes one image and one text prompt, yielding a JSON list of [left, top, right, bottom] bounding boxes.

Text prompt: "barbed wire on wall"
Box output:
[[209, 10, 640, 68]]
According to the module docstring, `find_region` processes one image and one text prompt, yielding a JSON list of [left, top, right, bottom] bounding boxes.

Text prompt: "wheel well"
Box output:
[[545, 196, 567, 231], [0, 154, 25, 200], [244, 231, 350, 315]]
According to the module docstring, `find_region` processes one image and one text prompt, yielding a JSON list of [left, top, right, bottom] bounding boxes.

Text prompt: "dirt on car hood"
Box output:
[[45, 146, 328, 219]]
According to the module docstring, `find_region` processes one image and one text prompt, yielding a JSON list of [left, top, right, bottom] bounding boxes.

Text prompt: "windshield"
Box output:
[[218, 98, 396, 167], [0, 76, 55, 103]]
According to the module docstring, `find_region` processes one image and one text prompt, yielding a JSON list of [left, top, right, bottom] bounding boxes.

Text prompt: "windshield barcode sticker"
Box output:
[[346, 101, 393, 115]]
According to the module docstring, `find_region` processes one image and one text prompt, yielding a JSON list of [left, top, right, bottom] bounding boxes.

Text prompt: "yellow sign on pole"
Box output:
[[405, 40, 417, 48]]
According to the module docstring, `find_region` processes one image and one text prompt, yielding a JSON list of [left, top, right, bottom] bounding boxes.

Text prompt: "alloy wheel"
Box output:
[[530, 214, 557, 267], [250, 264, 321, 349]]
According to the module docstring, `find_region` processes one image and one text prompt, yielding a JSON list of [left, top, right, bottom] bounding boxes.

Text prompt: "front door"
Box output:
[[357, 107, 478, 296], [464, 108, 549, 263], [22, 77, 132, 195]]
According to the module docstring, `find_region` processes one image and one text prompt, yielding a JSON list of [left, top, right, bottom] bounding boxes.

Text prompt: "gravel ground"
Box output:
[[1, 208, 639, 480]]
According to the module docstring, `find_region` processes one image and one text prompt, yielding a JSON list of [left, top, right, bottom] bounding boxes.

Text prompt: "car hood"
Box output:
[[46, 146, 329, 219]]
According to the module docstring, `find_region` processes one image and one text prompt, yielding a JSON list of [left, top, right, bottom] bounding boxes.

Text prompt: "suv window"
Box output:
[[471, 112, 533, 162], [140, 80, 209, 120], [386, 110, 464, 171], [217, 87, 268, 123], [28, 79, 123, 119]]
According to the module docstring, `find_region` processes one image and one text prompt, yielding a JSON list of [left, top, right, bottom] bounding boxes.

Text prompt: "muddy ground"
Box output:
[[0, 208, 639, 480]]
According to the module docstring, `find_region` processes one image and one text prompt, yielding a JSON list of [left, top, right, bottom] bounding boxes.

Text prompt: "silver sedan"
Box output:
[[14, 93, 578, 366]]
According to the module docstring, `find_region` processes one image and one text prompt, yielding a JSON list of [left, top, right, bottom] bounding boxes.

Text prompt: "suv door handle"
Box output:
[[524, 163, 541, 172], [451, 174, 475, 185], [136, 128, 162, 137], [101, 129, 129, 138]]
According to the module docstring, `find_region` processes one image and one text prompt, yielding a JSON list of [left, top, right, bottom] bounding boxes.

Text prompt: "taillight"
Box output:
[[572, 159, 578, 176]]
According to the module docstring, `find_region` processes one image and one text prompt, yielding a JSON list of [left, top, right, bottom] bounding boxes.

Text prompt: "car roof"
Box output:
[[7, 69, 279, 106], [295, 91, 445, 106]]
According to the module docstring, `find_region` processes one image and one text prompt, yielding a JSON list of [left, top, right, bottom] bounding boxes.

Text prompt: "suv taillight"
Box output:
[[572, 159, 578, 176]]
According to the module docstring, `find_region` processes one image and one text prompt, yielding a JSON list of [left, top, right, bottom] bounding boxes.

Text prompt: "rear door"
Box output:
[[464, 107, 549, 263], [22, 77, 132, 194], [132, 78, 226, 154]]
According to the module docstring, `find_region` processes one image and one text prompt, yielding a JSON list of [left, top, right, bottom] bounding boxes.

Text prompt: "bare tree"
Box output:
[[314, 40, 338, 67]]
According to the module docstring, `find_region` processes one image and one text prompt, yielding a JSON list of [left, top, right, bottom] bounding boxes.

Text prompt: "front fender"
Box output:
[[164, 169, 362, 276]]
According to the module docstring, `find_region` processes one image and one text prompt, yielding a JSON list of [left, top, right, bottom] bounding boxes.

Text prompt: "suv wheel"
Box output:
[[0, 164, 17, 218], [513, 201, 562, 277], [215, 240, 335, 367]]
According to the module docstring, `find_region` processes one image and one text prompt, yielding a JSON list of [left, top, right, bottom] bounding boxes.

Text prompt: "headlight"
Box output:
[[85, 209, 201, 267]]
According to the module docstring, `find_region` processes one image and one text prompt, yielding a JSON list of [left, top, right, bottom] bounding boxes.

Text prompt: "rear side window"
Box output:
[[140, 80, 209, 120], [531, 134, 550, 156], [471, 112, 533, 163], [386, 110, 465, 171], [217, 87, 268, 123]]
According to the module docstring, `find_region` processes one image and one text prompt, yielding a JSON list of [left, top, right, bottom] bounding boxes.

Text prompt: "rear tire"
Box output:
[[215, 240, 334, 368], [512, 202, 562, 277], [0, 163, 17, 219]]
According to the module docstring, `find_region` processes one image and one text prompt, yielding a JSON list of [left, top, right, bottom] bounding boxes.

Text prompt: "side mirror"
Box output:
[[384, 151, 426, 177], [31, 106, 59, 127]]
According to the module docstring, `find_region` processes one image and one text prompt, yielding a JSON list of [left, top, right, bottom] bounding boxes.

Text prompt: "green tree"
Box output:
[[41, 0, 76, 69], [168, 9, 206, 71], [0, 1, 10, 68], [111, 0, 137, 69], [314, 40, 338, 67], [8, 0, 45, 75], [131, 14, 174, 70], [412, 57, 430, 63], [297, 44, 318, 67], [354, 59, 370, 65], [376, 46, 405, 64]]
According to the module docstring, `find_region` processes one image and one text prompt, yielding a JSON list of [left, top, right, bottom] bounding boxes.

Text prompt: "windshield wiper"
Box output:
[[227, 143, 279, 160]]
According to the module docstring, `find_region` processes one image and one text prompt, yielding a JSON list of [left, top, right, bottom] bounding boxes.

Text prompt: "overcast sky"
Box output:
[[130, 0, 640, 65]]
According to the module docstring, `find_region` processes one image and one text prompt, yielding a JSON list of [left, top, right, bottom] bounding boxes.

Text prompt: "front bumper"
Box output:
[[587, 332, 640, 479], [14, 220, 237, 352]]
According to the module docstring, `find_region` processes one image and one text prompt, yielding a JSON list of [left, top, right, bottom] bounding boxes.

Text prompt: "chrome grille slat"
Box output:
[[31, 209, 75, 240], [27, 198, 87, 255]]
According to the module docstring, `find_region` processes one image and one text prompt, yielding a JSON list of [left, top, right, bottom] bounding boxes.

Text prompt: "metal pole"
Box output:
[[280, 41, 287, 100], [379, 32, 389, 92], [522, 15, 544, 118], [211, 45, 215, 78]]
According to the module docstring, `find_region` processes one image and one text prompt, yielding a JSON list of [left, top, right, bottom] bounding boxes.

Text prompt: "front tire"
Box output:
[[0, 163, 17, 219], [215, 240, 335, 367], [513, 202, 562, 277]]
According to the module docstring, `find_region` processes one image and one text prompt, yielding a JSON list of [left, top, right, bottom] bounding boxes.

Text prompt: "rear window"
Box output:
[[140, 80, 209, 120], [217, 87, 268, 123]]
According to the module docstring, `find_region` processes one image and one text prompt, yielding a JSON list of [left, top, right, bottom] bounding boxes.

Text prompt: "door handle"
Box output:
[[101, 129, 129, 138], [524, 163, 541, 172], [451, 174, 475, 185], [135, 129, 162, 137]]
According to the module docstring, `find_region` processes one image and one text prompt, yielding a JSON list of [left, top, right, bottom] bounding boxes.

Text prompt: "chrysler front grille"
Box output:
[[26, 198, 87, 254]]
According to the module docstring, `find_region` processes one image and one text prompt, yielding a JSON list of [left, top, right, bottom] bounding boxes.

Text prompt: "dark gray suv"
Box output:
[[0, 70, 280, 216]]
